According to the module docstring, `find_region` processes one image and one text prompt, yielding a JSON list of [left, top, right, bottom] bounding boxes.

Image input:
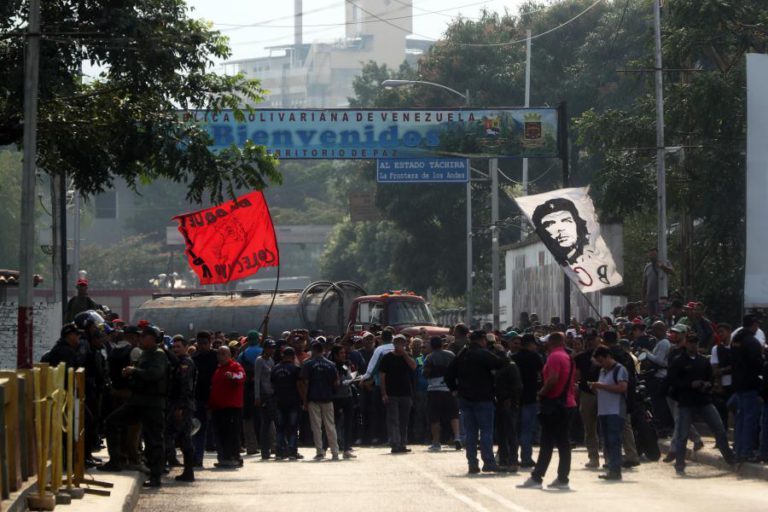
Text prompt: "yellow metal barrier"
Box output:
[[0, 363, 93, 511]]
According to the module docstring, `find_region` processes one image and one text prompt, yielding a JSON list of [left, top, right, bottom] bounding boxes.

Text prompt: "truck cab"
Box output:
[[349, 292, 449, 337]]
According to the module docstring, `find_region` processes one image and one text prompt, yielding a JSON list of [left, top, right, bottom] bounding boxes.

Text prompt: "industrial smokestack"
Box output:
[[294, 0, 303, 47]]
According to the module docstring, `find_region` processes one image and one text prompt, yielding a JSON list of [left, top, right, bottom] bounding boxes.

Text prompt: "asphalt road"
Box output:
[[134, 445, 768, 512]]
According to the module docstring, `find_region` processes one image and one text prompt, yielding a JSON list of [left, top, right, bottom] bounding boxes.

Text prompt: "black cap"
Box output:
[[61, 323, 80, 338], [141, 325, 162, 341], [263, 339, 277, 349], [310, 341, 323, 351], [283, 346, 296, 357], [124, 325, 140, 335]]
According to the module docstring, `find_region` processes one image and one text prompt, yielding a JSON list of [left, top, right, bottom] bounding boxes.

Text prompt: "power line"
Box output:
[[344, 0, 436, 40], [446, 0, 605, 48], [219, 0, 489, 30]]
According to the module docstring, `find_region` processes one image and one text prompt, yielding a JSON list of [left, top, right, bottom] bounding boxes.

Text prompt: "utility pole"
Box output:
[[490, 158, 500, 330], [653, 0, 668, 299], [464, 89, 473, 328], [559, 102, 571, 324], [18, 0, 41, 368], [521, 29, 532, 201]]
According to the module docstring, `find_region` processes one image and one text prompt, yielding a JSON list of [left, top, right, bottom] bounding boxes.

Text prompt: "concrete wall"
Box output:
[[0, 301, 61, 369]]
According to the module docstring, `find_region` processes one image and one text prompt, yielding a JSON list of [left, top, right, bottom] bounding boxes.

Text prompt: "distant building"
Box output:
[[225, 0, 432, 108]]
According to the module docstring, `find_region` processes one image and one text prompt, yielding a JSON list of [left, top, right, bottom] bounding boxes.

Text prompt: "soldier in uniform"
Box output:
[[167, 335, 197, 482], [101, 325, 169, 488]]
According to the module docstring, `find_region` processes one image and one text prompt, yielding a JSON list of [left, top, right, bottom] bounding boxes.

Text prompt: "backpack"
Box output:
[[610, 347, 637, 413]]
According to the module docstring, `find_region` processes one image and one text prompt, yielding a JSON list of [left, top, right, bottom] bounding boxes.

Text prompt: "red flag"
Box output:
[[173, 191, 278, 285]]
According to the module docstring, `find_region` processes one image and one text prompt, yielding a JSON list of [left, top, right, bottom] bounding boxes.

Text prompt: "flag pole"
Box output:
[[258, 199, 280, 340]]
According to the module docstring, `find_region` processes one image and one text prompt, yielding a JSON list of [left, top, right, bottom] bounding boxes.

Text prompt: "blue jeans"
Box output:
[[274, 404, 299, 457], [734, 390, 760, 459], [599, 415, 624, 474], [519, 402, 539, 465], [675, 404, 734, 470], [459, 399, 495, 468], [759, 402, 768, 459]]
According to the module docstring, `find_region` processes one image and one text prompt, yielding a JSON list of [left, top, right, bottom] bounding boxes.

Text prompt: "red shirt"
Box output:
[[542, 346, 576, 408], [209, 359, 245, 410]]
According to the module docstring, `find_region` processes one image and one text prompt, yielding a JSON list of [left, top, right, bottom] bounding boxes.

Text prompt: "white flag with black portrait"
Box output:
[[514, 186, 622, 293]]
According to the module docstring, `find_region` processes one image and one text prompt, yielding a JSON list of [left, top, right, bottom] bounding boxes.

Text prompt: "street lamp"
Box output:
[[380, 79, 474, 327]]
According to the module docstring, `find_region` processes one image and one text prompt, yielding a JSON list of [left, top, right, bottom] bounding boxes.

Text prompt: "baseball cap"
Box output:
[[504, 330, 521, 339], [310, 341, 323, 351], [140, 325, 162, 340], [123, 325, 140, 335], [282, 346, 296, 357], [263, 339, 277, 349], [228, 340, 239, 349], [361, 331, 374, 339], [393, 334, 407, 343], [670, 324, 688, 334], [684, 301, 699, 310], [76, 278, 88, 286]]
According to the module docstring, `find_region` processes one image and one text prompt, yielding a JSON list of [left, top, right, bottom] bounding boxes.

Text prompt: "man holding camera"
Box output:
[[668, 334, 735, 475]]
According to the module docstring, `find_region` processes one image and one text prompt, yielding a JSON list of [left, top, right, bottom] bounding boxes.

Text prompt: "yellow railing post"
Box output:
[[25, 367, 54, 511], [0, 371, 20, 493], [0, 378, 9, 501]]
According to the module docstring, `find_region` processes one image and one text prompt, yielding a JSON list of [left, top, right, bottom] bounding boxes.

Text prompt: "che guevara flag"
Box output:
[[173, 191, 279, 285]]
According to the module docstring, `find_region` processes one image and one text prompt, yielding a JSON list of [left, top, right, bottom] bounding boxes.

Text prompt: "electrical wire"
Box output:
[[344, 0, 437, 40], [219, 0, 490, 30], [445, 0, 605, 48]]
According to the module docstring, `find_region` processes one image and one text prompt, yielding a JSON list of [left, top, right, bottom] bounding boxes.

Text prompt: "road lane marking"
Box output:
[[475, 486, 532, 512], [404, 460, 491, 512]]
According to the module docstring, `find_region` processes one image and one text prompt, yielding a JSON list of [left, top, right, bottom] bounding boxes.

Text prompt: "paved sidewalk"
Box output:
[[659, 437, 768, 480]]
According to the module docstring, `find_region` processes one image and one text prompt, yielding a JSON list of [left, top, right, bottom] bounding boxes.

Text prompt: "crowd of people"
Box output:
[[47, 277, 768, 490]]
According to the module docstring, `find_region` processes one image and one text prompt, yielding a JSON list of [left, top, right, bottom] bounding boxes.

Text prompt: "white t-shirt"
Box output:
[[731, 327, 766, 346], [710, 345, 732, 387]]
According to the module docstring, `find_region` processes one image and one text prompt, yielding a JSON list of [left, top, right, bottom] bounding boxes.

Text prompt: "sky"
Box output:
[[185, 0, 529, 65]]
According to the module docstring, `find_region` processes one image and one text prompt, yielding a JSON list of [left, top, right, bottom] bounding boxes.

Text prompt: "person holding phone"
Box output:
[[589, 346, 629, 481]]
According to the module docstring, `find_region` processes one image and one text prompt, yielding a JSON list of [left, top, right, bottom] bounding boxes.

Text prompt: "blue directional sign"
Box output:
[[376, 158, 469, 183]]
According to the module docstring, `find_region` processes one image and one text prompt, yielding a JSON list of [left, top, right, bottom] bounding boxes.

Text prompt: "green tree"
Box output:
[[79, 234, 180, 288], [0, 150, 23, 268], [333, 1, 650, 303], [1, 0, 279, 203], [576, 0, 768, 322], [320, 221, 407, 294]]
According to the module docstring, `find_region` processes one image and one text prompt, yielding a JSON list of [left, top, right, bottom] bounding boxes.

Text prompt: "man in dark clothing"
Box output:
[[731, 315, 764, 462], [44, 323, 83, 368], [254, 339, 277, 460], [494, 350, 522, 471], [448, 323, 470, 355], [106, 325, 142, 469], [81, 320, 108, 467], [355, 332, 376, 444], [64, 278, 98, 323], [271, 347, 304, 460], [380, 334, 417, 454], [168, 336, 197, 482], [445, 330, 505, 473], [423, 337, 461, 451], [574, 331, 602, 468], [191, 331, 218, 467], [669, 335, 735, 474], [513, 334, 543, 467], [102, 326, 169, 488], [302, 342, 340, 460]]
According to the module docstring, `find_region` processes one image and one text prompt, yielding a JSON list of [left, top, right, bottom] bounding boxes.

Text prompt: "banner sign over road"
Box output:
[[376, 158, 469, 183], [181, 108, 560, 160]]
